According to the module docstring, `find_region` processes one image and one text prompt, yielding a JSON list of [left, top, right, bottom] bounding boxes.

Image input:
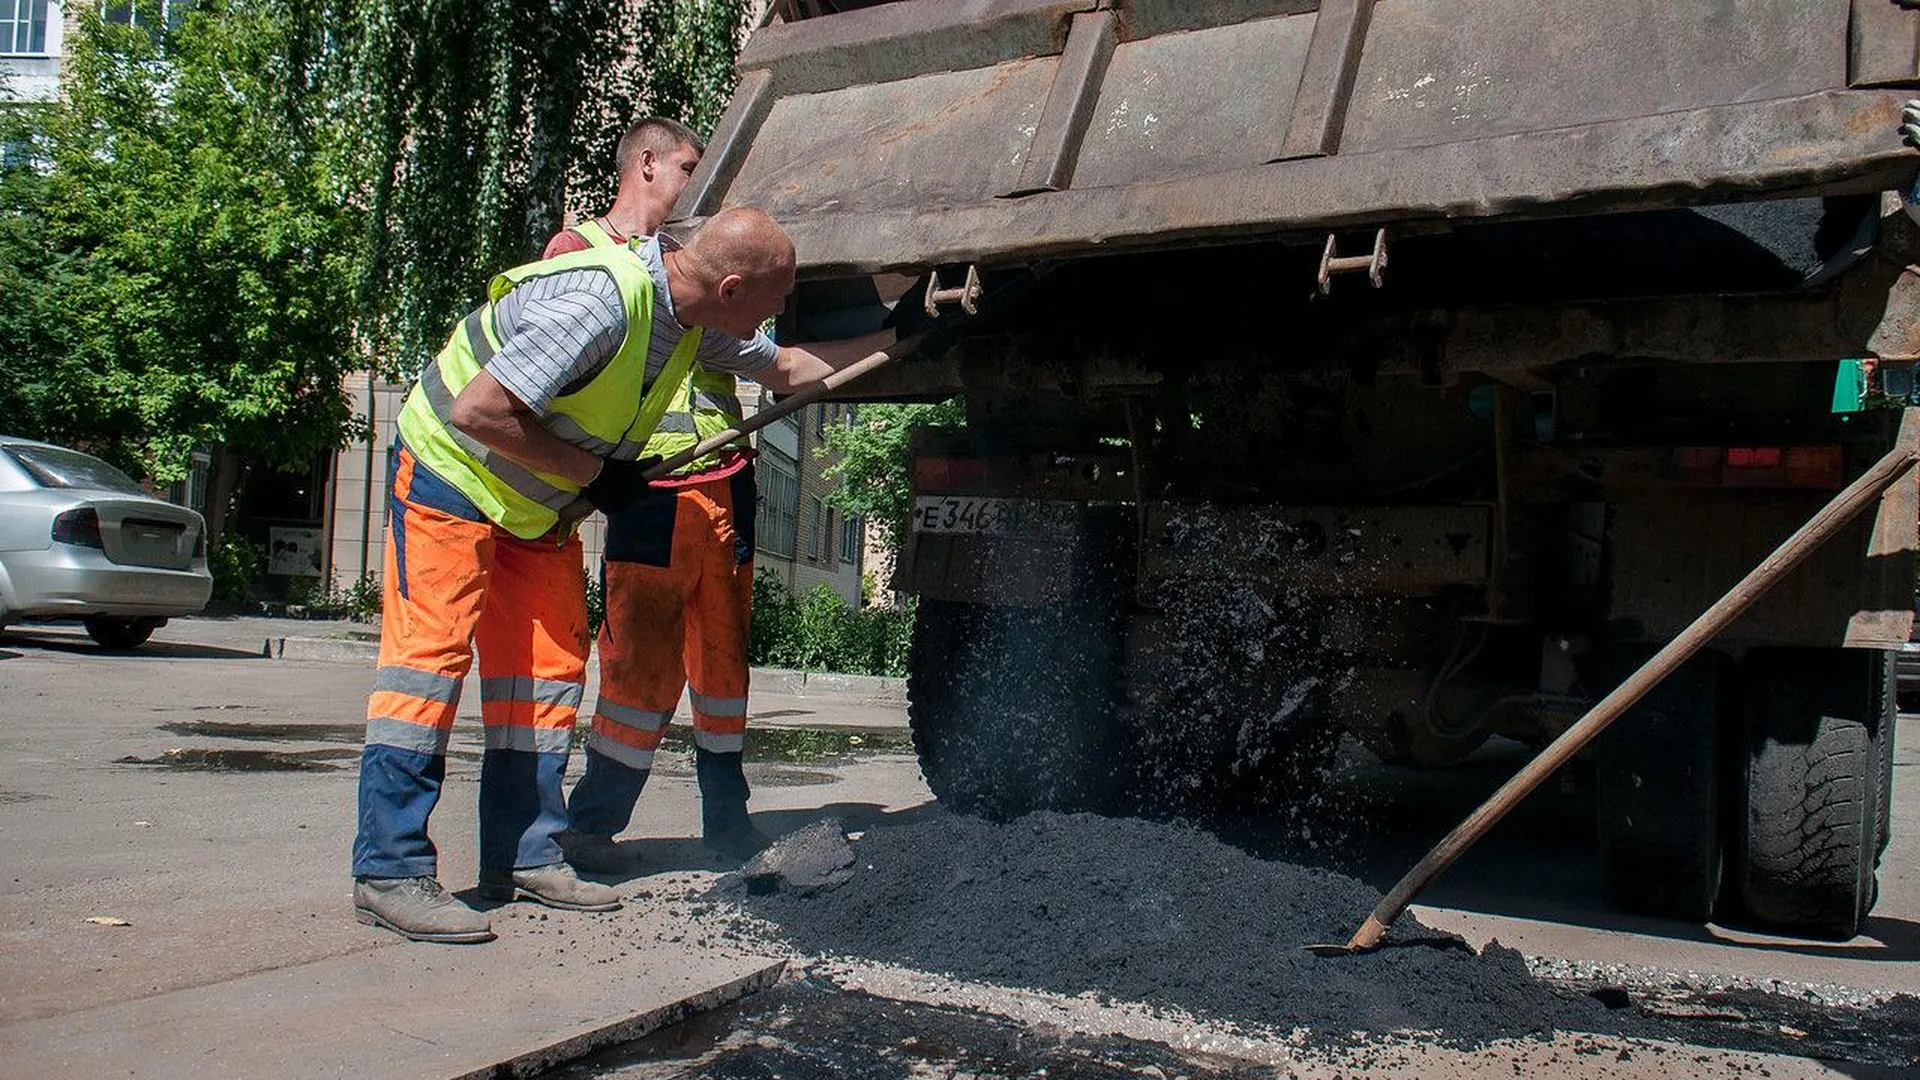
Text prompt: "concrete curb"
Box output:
[[270, 637, 907, 706], [749, 667, 906, 704], [270, 634, 379, 664]]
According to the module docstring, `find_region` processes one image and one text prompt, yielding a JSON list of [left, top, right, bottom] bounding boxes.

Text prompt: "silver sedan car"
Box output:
[[0, 437, 213, 649]]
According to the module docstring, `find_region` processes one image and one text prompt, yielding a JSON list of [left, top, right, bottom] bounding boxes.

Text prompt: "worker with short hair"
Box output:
[[351, 204, 895, 943], [540, 118, 772, 868]]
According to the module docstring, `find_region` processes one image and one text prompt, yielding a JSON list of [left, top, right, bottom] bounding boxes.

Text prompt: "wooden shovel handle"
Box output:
[[640, 332, 923, 482]]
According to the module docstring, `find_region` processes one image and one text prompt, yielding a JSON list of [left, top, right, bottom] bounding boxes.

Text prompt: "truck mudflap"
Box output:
[[674, 0, 1920, 276]]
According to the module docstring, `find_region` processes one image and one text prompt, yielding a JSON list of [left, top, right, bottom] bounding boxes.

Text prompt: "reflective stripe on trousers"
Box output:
[[568, 470, 755, 834], [351, 446, 589, 879]]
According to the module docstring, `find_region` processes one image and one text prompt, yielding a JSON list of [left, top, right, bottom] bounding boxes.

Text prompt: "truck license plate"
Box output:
[[913, 496, 1013, 534]]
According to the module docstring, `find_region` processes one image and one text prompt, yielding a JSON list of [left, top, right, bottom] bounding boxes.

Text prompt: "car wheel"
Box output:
[[84, 617, 159, 650]]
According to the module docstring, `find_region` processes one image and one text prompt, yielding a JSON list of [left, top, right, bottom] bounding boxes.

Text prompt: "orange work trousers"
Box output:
[[569, 466, 754, 836], [352, 442, 588, 879]]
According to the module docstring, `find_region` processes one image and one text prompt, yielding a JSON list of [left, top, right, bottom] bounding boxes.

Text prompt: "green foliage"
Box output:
[[1, 0, 363, 494], [820, 400, 965, 557], [748, 571, 914, 677], [332, 0, 751, 369], [209, 535, 265, 609], [585, 565, 606, 637], [285, 574, 383, 620]]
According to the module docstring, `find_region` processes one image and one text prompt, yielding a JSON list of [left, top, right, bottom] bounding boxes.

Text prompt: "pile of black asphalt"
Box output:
[[719, 811, 1653, 1048]]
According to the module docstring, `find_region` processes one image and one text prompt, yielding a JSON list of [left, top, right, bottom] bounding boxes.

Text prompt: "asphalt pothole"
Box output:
[[536, 978, 1263, 1080]]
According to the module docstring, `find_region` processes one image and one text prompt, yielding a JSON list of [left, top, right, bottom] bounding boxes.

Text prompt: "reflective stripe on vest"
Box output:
[[394, 245, 703, 539], [568, 222, 747, 475]]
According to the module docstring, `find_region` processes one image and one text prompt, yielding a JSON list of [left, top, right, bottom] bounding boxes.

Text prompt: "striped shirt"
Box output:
[[485, 236, 778, 417]]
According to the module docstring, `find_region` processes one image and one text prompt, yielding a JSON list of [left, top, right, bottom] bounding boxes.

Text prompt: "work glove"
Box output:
[[582, 454, 662, 515], [1903, 99, 1920, 151]]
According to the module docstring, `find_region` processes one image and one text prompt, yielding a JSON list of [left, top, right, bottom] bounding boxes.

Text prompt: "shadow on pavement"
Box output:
[[580, 801, 944, 883], [0, 627, 264, 660]]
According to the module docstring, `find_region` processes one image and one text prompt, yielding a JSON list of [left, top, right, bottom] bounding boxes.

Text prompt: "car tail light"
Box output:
[[51, 508, 104, 548]]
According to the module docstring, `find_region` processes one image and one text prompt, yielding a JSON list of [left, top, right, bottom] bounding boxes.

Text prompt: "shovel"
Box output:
[[638, 330, 931, 483], [1308, 408, 1920, 956]]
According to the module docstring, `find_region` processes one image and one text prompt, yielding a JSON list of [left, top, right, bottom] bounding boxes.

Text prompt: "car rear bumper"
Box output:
[[1, 546, 212, 619]]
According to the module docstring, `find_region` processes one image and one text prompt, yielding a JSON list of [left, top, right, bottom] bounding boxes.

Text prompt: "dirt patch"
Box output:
[[158, 721, 367, 743], [116, 747, 356, 772], [722, 811, 1643, 1047]]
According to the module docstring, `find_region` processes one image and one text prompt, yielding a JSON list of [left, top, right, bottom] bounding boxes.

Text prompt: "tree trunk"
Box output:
[[205, 445, 246, 553]]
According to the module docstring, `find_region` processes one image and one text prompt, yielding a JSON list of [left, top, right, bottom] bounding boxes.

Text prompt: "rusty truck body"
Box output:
[[673, 0, 1920, 939]]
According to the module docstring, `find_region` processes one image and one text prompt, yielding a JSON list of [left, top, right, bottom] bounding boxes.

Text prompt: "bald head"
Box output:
[[669, 207, 798, 337], [683, 207, 796, 285]]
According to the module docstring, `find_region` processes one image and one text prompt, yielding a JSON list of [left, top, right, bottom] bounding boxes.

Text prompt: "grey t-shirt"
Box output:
[[484, 235, 777, 417]]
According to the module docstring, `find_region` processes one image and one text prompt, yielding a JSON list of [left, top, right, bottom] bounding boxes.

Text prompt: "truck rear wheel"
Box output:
[[1595, 650, 1729, 923], [906, 598, 1124, 820], [1730, 648, 1890, 940]]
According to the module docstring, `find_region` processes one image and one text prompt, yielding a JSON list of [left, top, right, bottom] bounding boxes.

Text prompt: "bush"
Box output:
[[748, 571, 914, 676], [585, 566, 606, 637], [208, 535, 263, 610], [284, 575, 382, 621]]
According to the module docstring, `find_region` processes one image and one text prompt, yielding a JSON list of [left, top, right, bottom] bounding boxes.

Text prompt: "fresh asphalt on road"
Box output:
[[0, 614, 1915, 1077]]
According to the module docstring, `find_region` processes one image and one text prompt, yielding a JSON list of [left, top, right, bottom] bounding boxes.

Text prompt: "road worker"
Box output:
[[351, 204, 899, 943], [538, 117, 772, 867]]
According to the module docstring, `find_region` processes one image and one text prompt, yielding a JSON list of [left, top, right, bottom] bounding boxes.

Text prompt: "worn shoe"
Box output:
[[477, 862, 623, 912], [353, 876, 495, 944], [556, 829, 636, 876]]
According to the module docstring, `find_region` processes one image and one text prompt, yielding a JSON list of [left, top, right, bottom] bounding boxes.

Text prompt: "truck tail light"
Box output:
[[51, 508, 105, 548], [914, 456, 991, 492], [1671, 446, 1844, 489]]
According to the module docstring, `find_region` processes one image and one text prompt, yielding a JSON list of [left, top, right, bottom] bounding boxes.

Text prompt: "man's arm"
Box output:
[[449, 371, 603, 487], [754, 329, 899, 393]]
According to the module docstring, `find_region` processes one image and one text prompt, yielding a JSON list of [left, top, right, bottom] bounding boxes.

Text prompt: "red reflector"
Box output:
[[913, 457, 991, 493], [1726, 447, 1782, 468], [912, 457, 949, 490], [1782, 445, 1844, 488]]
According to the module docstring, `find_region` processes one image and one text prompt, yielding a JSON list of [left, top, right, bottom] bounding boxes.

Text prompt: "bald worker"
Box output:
[[352, 206, 894, 943]]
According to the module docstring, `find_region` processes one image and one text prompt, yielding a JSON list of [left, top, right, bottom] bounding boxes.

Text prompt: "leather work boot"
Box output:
[[353, 876, 495, 944], [477, 862, 623, 912], [556, 829, 636, 876], [696, 748, 772, 861]]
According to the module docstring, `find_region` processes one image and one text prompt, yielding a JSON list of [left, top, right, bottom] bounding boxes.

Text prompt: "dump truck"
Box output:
[[672, 0, 1920, 940]]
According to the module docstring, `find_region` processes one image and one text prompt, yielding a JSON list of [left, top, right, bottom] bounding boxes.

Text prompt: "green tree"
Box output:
[[332, 0, 751, 368], [820, 399, 965, 558], [1, 0, 364, 543]]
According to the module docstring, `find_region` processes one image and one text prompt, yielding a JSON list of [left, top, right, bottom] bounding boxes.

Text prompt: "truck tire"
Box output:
[[906, 598, 1124, 820], [1731, 647, 1887, 940], [1595, 649, 1728, 923]]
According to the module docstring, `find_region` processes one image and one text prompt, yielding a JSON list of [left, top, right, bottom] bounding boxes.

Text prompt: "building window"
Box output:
[[102, 0, 194, 30], [758, 452, 798, 558], [814, 403, 831, 439], [840, 515, 861, 564], [807, 497, 825, 560], [2, 0, 48, 54]]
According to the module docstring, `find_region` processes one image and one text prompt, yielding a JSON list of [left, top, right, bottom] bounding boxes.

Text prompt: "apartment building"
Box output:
[[0, 0, 64, 103]]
